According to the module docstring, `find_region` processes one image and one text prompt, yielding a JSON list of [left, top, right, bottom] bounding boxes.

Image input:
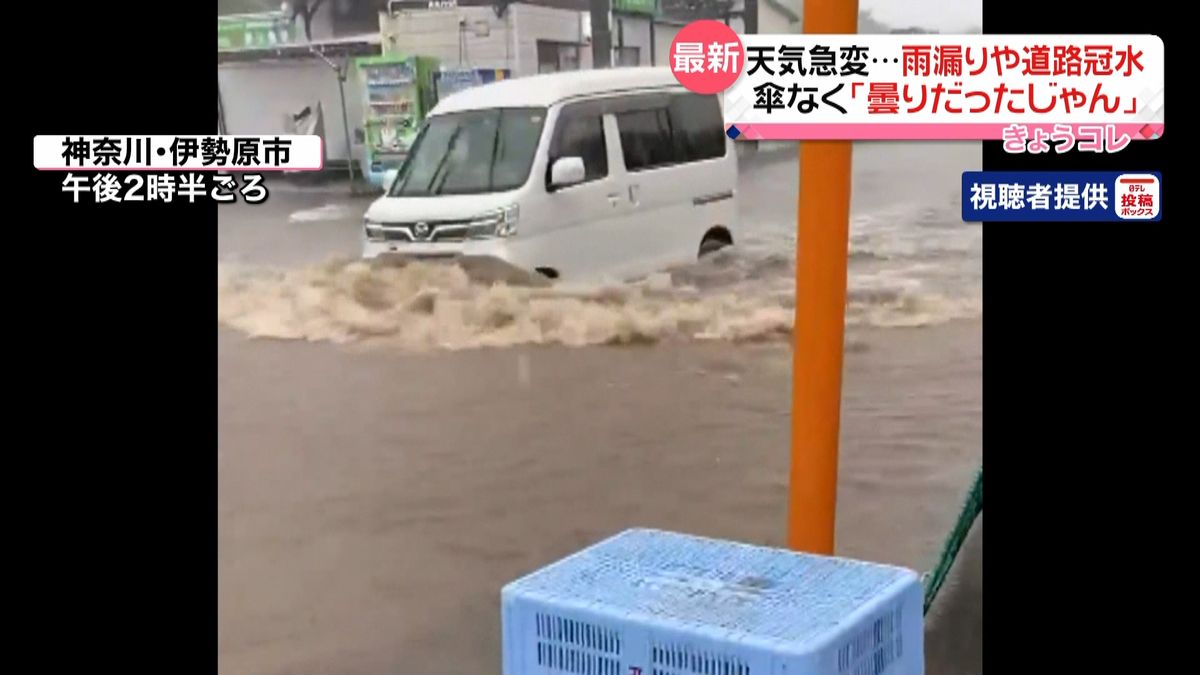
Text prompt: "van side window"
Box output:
[[615, 108, 675, 172], [616, 93, 726, 172], [670, 93, 726, 162], [548, 112, 608, 186]]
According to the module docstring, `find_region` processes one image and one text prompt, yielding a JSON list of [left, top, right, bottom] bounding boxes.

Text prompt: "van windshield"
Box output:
[[389, 107, 547, 197]]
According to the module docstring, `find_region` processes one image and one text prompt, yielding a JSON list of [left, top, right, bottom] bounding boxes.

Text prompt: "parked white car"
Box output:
[[362, 67, 738, 282]]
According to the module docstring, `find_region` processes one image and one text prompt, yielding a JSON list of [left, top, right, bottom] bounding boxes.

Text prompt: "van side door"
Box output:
[[536, 101, 628, 280], [610, 92, 735, 271]]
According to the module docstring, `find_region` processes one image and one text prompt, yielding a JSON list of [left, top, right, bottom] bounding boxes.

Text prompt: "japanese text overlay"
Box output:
[[717, 35, 1164, 145]]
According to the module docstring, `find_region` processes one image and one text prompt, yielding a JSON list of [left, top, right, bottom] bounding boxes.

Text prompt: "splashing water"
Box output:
[[217, 247, 981, 351]]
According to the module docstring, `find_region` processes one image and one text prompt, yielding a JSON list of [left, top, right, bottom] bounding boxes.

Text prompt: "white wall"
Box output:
[[380, 7, 512, 70], [379, 5, 589, 77], [310, 8, 335, 41], [218, 60, 366, 164], [510, 4, 591, 75], [759, 0, 802, 33], [652, 22, 680, 68], [612, 15, 652, 65]]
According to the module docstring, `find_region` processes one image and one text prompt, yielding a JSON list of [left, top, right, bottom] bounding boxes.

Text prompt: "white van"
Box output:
[[361, 67, 738, 282]]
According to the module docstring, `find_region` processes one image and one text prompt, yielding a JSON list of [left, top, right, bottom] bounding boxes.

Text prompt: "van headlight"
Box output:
[[496, 204, 519, 237], [363, 217, 384, 241], [467, 205, 519, 239]]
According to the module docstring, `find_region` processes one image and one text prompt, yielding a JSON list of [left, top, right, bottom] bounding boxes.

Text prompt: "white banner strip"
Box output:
[[723, 34, 1164, 140], [33, 135, 324, 171]]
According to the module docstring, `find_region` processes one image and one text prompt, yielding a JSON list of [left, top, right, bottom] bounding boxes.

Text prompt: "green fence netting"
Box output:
[[921, 467, 983, 615]]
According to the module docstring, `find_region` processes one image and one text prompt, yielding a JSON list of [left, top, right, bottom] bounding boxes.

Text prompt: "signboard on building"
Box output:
[[218, 12, 296, 51], [388, 0, 462, 9], [435, 68, 511, 100], [613, 0, 659, 15]]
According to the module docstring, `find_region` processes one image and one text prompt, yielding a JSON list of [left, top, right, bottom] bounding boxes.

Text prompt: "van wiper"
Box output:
[[425, 125, 464, 195]]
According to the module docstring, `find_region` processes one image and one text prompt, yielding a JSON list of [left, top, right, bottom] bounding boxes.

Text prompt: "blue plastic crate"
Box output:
[[502, 529, 923, 675]]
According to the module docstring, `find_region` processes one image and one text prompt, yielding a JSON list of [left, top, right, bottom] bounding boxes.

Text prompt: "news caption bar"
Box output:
[[713, 34, 1164, 148], [961, 171, 1162, 221], [33, 135, 323, 171], [32, 135, 323, 204]]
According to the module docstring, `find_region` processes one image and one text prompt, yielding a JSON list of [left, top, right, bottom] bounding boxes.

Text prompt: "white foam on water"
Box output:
[[217, 250, 981, 352], [288, 204, 353, 223]]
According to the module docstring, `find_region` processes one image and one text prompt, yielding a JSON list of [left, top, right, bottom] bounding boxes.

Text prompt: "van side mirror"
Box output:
[[549, 156, 586, 189], [383, 168, 400, 191]]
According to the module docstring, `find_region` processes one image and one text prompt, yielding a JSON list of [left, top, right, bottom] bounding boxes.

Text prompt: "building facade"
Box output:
[[379, 2, 594, 76], [216, 1, 805, 170]]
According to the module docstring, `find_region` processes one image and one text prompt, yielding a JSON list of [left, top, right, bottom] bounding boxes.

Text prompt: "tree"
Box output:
[[660, 0, 738, 19], [286, 0, 329, 41]]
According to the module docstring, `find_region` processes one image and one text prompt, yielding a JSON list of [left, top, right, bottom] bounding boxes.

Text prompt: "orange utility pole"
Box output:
[[787, 0, 859, 555]]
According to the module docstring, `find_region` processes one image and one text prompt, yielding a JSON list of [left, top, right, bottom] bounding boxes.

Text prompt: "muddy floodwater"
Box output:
[[218, 143, 983, 674]]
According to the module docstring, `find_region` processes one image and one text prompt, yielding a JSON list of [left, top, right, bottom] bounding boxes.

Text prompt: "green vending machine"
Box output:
[[355, 54, 439, 189]]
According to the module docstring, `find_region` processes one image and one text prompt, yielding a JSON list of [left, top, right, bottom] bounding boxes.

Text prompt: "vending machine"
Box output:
[[354, 54, 439, 188]]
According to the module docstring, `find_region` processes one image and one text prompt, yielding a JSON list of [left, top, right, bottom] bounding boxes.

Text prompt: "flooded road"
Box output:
[[218, 143, 982, 674]]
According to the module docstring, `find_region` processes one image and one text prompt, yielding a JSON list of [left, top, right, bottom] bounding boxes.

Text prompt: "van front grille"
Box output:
[[377, 220, 470, 243]]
